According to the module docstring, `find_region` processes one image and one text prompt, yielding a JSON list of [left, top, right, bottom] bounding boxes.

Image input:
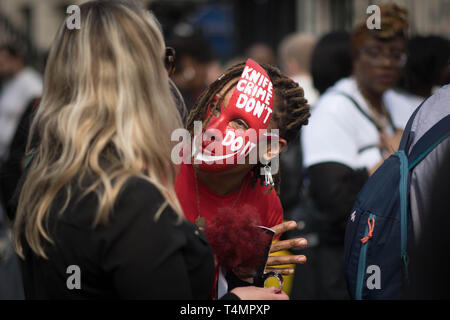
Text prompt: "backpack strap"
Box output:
[[335, 91, 396, 132], [394, 149, 410, 282], [407, 114, 450, 170], [398, 99, 428, 152]]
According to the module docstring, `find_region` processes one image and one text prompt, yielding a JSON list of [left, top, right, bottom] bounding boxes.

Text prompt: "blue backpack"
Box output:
[[344, 104, 450, 300]]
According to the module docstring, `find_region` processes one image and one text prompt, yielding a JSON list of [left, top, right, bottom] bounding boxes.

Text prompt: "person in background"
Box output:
[[13, 0, 286, 300], [397, 35, 450, 106], [287, 30, 353, 300], [245, 43, 276, 66], [404, 83, 450, 242], [168, 35, 219, 115], [275, 32, 318, 224], [299, 3, 415, 299], [389, 83, 450, 299], [275, 33, 318, 297], [311, 31, 353, 95], [175, 59, 311, 298], [278, 33, 318, 106], [384, 35, 450, 124], [0, 43, 42, 162], [0, 42, 42, 300]]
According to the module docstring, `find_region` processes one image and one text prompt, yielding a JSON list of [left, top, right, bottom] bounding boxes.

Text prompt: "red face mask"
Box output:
[[193, 59, 275, 172]]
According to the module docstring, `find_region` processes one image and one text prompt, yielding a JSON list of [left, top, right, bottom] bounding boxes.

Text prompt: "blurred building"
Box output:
[[298, 0, 450, 37], [0, 0, 449, 69]]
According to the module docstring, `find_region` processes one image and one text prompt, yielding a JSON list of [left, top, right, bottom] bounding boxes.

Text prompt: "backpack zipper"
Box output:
[[355, 213, 376, 300]]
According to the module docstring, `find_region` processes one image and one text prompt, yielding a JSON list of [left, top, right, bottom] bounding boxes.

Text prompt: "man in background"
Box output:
[[278, 33, 318, 106]]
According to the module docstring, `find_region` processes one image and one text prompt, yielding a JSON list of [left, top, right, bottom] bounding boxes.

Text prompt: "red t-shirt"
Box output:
[[175, 163, 283, 230]]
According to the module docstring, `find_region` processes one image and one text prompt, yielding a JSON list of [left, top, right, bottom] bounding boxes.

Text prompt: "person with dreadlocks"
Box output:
[[174, 58, 310, 298], [297, 3, 416, 299]]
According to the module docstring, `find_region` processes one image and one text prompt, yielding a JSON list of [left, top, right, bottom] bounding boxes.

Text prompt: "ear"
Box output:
[[262, 137, 287, 162]]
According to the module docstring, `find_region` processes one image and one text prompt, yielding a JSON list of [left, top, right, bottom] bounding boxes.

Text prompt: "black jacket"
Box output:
[[20, 177, 216, 299]]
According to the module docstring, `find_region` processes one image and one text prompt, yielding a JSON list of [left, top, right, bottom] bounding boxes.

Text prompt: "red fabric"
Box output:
[[175, 163, 283, 298], [175, 163, 283, 231], [203, 205, 273, 271], [194, 59, 274, 172]]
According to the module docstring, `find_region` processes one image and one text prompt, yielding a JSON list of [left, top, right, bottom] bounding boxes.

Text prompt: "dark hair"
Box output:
[[186, 61, 310, 192], [401, 35, 450, 96], [167, 35, 216, 74], [311, 31, 352, 94]]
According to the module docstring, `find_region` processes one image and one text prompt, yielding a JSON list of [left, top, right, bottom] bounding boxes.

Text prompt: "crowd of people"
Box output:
[[0, 0, 449, 300]]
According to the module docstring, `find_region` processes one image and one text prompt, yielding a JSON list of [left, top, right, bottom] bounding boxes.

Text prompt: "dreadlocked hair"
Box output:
[[186, 61, 310, 194]]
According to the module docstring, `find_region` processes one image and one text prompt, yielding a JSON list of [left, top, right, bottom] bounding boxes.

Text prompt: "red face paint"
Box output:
[[193, 59, 275, 172]]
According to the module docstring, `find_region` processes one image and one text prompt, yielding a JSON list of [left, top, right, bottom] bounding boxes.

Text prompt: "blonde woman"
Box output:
[[13, 0, 287, 300]]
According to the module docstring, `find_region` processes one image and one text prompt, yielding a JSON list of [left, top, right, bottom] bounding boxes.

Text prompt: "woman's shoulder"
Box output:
[[117, 176, 165, 205], [101, 176, 173, 224], [57, 176, 174, 230]]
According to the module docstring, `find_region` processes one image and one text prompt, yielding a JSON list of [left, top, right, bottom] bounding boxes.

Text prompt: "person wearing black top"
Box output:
[[21, 177, 216, 299], [12, 0, 287, 300]]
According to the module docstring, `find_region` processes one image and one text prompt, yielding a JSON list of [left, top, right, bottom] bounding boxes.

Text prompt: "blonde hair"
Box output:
[[14, 0, 183, 259], [278, 33, 316, 74]]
